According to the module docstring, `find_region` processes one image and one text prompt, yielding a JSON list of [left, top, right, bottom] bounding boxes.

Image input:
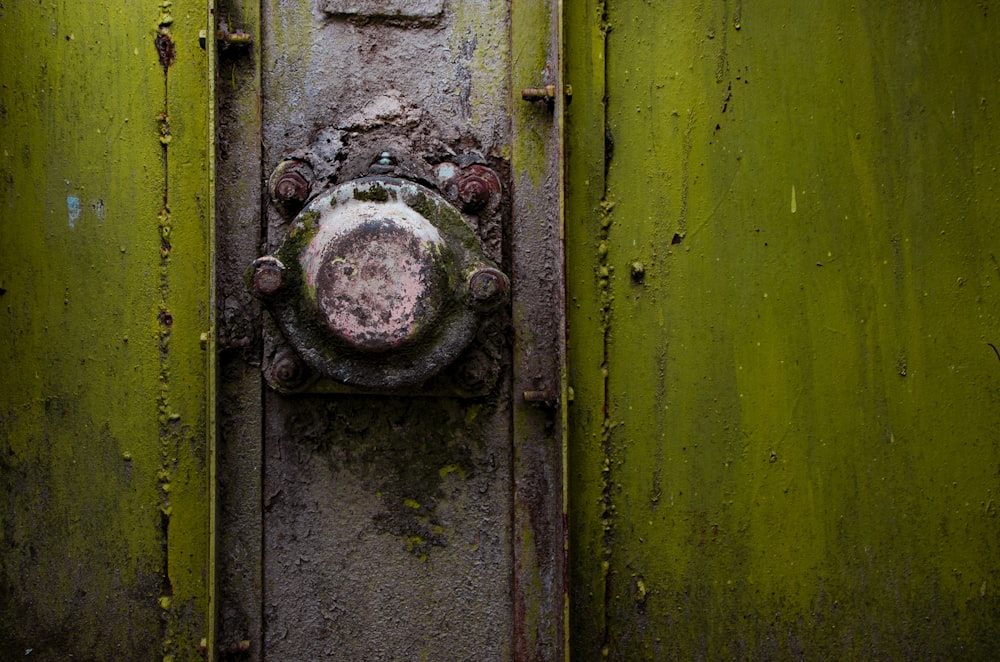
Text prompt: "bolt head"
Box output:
[[370, 150, 397, 174], [456, 165, 501, 212], [269, 160, 313, 204], [458, 176, 491, 211], [271, 350, 308, 390], [251, 257, 285, 297], [467, 267, 509, 309]]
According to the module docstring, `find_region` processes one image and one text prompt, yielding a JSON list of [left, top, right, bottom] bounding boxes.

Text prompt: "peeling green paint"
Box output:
[[567, 1, 1000, 659]]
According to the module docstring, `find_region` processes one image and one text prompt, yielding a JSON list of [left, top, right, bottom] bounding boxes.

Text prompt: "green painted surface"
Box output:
[[567, 2, 1000, 659], [0, 2, 214, 659]]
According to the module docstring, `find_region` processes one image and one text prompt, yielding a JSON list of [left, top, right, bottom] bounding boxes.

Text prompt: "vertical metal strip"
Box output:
[[510, 0, 567, 658], [213, 0, 264, 657], [159, 0, 216, 656], [563, 0, 609, 656], [555, 3, 570, 659], [206, 2, 219, 660]]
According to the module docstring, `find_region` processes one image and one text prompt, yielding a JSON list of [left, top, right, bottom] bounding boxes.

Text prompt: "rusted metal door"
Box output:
[[214, 1, 566, 659]]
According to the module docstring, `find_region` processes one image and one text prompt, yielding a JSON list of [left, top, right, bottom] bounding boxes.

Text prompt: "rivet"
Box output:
[[250, 257, 285, 297], [467, 267, 509, 310], [455, 165, 502, 212], [268, 159, 313, 205]]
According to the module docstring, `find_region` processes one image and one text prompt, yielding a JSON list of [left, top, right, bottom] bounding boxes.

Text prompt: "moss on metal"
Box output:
[[450, 0, 511, 135], [567, 1, 1000, 659]]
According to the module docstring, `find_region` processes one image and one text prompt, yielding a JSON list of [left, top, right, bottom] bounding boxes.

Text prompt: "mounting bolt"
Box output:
[[523, 390, 554, 405], [456, 165, 502, 212], [467, 267, 509, 310], [250, 256, 285, 297], [521, 84, 573, 103], [268, 159, 313, 205], [270, 349, 309, 390]]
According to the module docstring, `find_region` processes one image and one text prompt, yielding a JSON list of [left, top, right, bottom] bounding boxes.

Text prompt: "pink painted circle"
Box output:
[[304, 201, 446, 352]]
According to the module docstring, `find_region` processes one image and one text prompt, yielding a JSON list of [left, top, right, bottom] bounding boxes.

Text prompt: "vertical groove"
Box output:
[[597, 2, 613, 656], [155, 3, 176, 659], [257, 17, 268, 659]]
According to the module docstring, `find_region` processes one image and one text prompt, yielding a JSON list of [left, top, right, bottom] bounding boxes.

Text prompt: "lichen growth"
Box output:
[[353, 182, 390, 202]]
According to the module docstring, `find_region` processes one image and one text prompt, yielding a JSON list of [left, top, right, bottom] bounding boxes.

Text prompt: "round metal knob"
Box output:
[[254, 176, 508, 389], [268, 159, 313, 205], [302, 198, 447, 351]]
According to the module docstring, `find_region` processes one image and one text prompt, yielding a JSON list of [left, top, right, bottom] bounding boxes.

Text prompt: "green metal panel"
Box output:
[[0, 2, 214, 659], [567, 2, 1000, 659]]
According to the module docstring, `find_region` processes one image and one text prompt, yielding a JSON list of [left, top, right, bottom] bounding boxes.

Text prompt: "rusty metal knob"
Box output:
[[270, 349, 309, 390], [268, 159, 313, 204], [456, 165, 501, 212], [467, 267, 509, 310], [254, 176, 509, 389], [250, 257, 285, 297], [302, 197, 447, 352]]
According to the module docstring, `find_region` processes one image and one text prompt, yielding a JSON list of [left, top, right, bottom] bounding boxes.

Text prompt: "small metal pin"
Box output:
[[371, 151, 396, 174], [523, 390, 552, 404], [521, 85, 573, 103], [521, 85, 556, 101]]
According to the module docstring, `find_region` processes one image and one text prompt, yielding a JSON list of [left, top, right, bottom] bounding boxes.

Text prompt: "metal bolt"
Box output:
[[215, 28, 253, 48], [250, 257, 285, 297], [271, 350, 308, 390], [456, 165, 502, 212], [467, 267, 509, 310], [523, 390, 553, 404], [521, 84, 573, 103], [268, 159, 313, 204], [521, 85, 557, 101]]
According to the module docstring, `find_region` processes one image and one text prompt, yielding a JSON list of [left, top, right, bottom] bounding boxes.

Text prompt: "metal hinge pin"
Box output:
[[521, 85, 573, 102]]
